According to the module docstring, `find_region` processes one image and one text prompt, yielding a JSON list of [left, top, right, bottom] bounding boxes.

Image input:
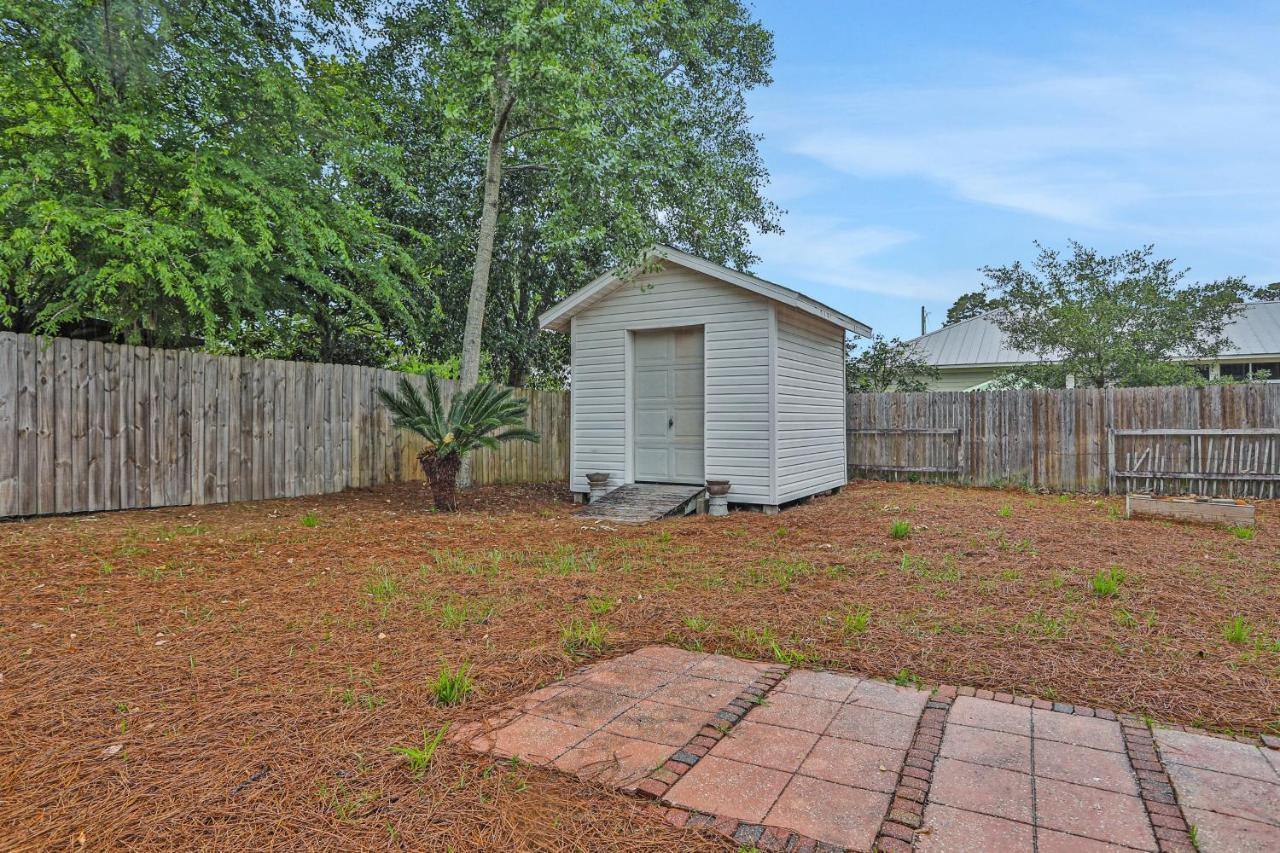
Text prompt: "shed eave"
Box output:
[[538, 245, 872, 337]]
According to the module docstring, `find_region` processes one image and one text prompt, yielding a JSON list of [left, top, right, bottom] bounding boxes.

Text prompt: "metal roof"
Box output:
[[908, 301, 1280, 367], [538, 245, 872, 336]]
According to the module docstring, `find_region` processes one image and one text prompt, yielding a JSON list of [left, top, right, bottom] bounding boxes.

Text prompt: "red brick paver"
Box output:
[[458, 647, 1275, 853]]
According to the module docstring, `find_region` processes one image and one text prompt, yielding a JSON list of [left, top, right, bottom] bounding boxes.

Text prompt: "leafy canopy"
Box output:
[[985, 242, 1250, 388], [944, 290, 1005, 326], [0, 0, 427, 346], [846, 335, 939, 393]]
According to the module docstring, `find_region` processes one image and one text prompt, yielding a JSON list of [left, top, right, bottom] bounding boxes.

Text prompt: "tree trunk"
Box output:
[[419, 451, 463, 512], [458, 68, 515, 488]]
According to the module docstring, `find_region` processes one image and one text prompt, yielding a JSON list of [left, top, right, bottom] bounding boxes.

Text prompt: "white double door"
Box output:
[[633, 328, 705, 484]]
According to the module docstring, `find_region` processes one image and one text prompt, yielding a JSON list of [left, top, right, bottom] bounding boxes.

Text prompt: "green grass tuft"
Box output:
[[889, 520, 913, 540], [430, 663, 473, 706]]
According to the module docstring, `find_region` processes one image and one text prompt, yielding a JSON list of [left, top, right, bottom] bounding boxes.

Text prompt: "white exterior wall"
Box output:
[[774, 306, 848, 502], [569, 263, 774, 504]]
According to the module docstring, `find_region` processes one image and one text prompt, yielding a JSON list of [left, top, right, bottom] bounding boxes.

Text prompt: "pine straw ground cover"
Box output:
[[2, 480, 1278, 851]]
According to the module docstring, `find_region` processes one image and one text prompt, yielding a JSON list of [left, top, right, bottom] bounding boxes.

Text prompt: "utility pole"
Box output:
[[920, 306, 928, 336]]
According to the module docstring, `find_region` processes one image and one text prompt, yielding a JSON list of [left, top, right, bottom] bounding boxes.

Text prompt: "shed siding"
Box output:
[[570, 263, 774, 503], [774, 305, 847, 502]]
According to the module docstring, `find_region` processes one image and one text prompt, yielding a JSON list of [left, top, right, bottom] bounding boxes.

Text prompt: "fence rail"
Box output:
[[0, 333, 568, 518], [847, 384, 1280, 497]]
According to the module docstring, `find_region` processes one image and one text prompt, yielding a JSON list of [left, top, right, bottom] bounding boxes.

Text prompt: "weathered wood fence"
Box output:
[[847, 384, 1280, 497], [0, 333, 568, 518]]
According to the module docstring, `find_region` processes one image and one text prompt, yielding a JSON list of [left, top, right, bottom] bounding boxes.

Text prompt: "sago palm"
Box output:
[[377, 374, 539, 511]]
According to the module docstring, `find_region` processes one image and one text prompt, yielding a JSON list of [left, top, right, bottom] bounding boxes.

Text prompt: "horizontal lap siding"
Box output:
[[570, 265, 773, 502], [775, 306, 847, 502]]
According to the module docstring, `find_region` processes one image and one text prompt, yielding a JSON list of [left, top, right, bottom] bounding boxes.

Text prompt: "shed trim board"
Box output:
[[544, 250, 865, 508], [539, 245, 871, 337]]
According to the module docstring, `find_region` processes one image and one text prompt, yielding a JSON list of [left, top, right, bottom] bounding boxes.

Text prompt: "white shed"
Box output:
[[539, 246, 871, 512]]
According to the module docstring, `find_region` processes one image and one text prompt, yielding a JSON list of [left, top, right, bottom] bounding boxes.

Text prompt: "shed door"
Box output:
[[633, 328, 704, 484]]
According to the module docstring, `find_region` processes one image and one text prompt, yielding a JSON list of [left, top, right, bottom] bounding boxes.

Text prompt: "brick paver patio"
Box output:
[[455, 647, 1280, 852]]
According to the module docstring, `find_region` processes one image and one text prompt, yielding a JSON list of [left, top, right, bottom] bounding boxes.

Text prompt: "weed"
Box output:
[[841, 607, 872, 636], [438, 599, 493, 629], [301, 511, 320, 528], [430, 664, 474, 706], [749, 558, 816, 592], [99, 562, 115, 575], [539, 545, 598, 576], [1230, 526, 1255, 541], [1222, 616, 1252, 645], [364, 570, 399, 602], [1089, 566, 1126, 598], [562, 619, 607, 657], [889, 520, 913, 539], [997, 505, 1012, 518], [586, 596, 616, 616], [766, 638, 807, 665], [317, 781, 380, 821], [683, 615, 711, 632], [893, 668, 922, 688]]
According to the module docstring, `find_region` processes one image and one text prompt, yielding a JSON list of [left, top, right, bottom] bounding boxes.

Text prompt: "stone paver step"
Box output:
[[453, 647, 1280, 853]]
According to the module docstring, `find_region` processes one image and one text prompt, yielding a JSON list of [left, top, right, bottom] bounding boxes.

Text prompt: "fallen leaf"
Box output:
[[100, 744, 123, 758]]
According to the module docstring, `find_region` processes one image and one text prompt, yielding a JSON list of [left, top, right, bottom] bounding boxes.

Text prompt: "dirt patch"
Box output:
[[1, 480, 1277, 849]]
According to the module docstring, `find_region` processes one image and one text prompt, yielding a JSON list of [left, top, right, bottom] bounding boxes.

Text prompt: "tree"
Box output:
[[944, 290, 1004, 326], [382, 0, 778, 391], [0, 0, 427, 347], [846, 336, 938, 392], [1254, 282, 1280, 301], [984, 242, 1251, 388], [377, 375, 539, 511]]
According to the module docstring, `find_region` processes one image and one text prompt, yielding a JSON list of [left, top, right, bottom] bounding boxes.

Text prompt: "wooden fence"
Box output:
[[847, 384, 1280, 497], [0, 333, 568, 518]]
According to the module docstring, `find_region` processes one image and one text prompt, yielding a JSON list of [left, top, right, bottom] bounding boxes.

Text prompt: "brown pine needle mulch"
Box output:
[[1, 480, 1277, 850]]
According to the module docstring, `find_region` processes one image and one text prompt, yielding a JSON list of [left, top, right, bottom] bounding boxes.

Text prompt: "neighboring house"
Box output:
[[908, 301, 1280, 391], [539, 245, 871, 511]]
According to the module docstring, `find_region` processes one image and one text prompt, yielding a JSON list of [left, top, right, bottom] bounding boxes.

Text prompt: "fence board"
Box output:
[[0, 333, 568, 518], [849, 385, 1280, 497]]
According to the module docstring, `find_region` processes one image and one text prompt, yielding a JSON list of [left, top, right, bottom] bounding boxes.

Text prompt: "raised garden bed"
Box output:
[[1125, 493, 1255, 527]]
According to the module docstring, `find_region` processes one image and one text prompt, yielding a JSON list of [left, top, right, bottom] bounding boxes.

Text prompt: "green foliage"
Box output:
[[586, 596, 615, 616], [997, 505, 1012, 518], [1230, 525, 1255, 541], [364, 571, 400, 602], [301, 512, 320, 528], [841, 607, 872, 636], [985, 242, 1252, 388], [0, 0, 427, 348], [846, 335, 939, 392], [1221, 616, 1252, 645], [430, 664, 474, 706], [1089, 566, 1126, 598], [944, 290, 1005, 326], [389, 725, 449, 777], [378, 375, 538, 510], [379, 375, 538, 461], [890, 520, 913, 540], [375, 0, 780, 385], [561, 618, 607, 657]]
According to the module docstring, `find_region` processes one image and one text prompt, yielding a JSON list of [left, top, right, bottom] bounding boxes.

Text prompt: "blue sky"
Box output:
[[744, 1, 1280, 341]]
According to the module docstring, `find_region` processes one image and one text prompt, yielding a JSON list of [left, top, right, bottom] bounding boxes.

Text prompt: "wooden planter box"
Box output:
[[1125, 493, 1255, 527]]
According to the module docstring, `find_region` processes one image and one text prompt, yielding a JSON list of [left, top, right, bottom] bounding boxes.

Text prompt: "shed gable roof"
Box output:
[[538, 245, 871, 336]]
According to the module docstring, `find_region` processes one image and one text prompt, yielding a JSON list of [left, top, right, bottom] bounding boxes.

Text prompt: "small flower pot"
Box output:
[[705, 479, 730, 516], [585, 472, 611, 504]]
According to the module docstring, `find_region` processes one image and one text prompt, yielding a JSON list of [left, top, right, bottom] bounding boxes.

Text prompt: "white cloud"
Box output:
[[759, 30, 1280, 232], [752, 216, 969, 300]]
